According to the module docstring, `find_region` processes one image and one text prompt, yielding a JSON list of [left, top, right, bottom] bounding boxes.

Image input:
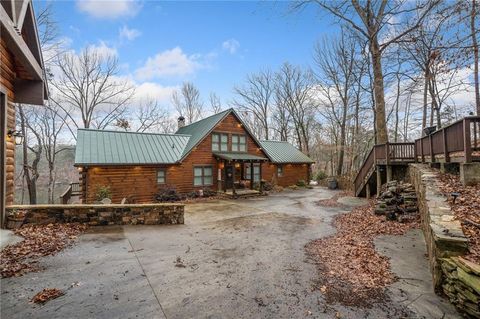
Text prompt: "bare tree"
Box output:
[[50, 46, 135, 138], [38, 103, 68, 203], [275, 63, 315, 155], [209, 92, 223, 114], [297, 0, 440, 143], [18, 105, 42, 204], [314, 33, 358, 176], [172, 82, 204, 124], [116, 98, 173, 133], [233, 69, 274, 140], [472, 0, 480, 114]]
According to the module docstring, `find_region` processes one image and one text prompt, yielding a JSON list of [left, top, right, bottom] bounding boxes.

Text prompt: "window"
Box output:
[[212, 133, 228, 151], [244, 163, 261, 182], [232, 134, 246, 152], [194, 166, 213, 186], [277, 165, 284, 177], [157, 169, 166, 184]]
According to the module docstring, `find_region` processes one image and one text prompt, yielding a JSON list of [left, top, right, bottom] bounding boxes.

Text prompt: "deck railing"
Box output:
[[414, 116, 480, 163], [60, 182, 81, 204], [353, 142, 415, 195]]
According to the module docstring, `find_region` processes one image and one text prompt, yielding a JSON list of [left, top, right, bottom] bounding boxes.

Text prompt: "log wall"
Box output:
[[262, 163, 310, 187], [1, 37, 17, 206]]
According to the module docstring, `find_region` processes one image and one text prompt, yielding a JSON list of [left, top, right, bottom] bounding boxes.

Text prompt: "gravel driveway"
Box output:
[[0, 187, 459, 318]]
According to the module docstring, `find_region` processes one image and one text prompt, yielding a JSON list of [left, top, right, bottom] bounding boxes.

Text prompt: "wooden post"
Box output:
[[385, 142, 390, 165], [376, 166, 382, 195], [223, 162, 227, 192], [232, 163, 236, 196], [413, 141, 418, 163], [428, 134, 435, 163], [386, 165, 392, 182], [420, 138, 425, 163], [442, 128, 449, 163], [464, 118, 472, 163], [366, 183, 371, 199], [250, 161, 254, 190]]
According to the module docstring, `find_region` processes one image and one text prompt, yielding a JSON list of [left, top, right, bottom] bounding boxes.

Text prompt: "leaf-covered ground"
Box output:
[[306, 201, 420, 306], [1, 223, 87, 278], [437, 172, 480, 263]]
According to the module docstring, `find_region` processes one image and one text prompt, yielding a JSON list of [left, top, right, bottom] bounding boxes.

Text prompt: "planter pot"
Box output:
[[6, 217, 25, 229], [327, 179, 338, 190]]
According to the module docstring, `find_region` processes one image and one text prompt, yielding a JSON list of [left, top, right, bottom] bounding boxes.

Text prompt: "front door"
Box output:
[[225, 165, 234, 189]]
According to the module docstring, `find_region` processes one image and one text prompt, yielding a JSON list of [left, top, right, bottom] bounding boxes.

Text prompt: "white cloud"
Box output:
[[76, 0, 142, 19], [119, 25, 141, 41], [133, 82, 178, 104], [222, 38, 240, 54], [135, 47, 202, 80], [90, 41, 118, 58]]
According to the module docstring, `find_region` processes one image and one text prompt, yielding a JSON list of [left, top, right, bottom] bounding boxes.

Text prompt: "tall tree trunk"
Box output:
[[394, 73, 401, 142], [370, 38, 388, 144], [472, 0, 480, 114], [422, 67, 429, 131]]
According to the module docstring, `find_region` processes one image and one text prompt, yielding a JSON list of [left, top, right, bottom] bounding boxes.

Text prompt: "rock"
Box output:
[[457, 268, 480, 295], [452, 257, 480, 276]]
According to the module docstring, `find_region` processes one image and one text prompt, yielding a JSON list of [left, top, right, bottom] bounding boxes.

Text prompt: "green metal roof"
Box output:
[[259, 140, 315, 164], [75, 129, 191, 166], [213, 152, 268, 162], [175, 109, 231, 159]]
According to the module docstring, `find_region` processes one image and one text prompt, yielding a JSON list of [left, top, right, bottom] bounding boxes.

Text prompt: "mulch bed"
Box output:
[[306, 201, 420, 306], [436, 172, 480, 264], [1, 223, 87, 278]]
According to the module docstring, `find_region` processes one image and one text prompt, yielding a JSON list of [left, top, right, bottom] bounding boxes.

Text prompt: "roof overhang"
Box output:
[[213, 152, 268, 162], [0, 2, 47, 105]]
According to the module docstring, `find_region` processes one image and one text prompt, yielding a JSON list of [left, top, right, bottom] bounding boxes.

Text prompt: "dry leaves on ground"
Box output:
[[306, 201, 420, 306], [437, 172, 480, 263], [31, 288, 65, 304], [316, 191, 352, 208], [1, 223, 87, 278]]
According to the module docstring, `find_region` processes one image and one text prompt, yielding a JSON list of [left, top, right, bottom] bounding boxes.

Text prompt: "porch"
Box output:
[[213, 152, 268, 196]]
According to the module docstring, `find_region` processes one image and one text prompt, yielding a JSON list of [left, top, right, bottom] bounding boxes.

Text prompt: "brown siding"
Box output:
[[82, 113, 270, 202], [262, 163, 310, 187], [1, 37, 17, 206]]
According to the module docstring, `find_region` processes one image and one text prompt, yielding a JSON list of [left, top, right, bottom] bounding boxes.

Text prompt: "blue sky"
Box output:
[[37, 0, 338, 108]]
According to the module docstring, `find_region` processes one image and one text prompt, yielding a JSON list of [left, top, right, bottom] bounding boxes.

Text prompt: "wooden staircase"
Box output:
[[354, 116, 480, 197], [354, 143, 415, 197], [60, 182, 81, 204]]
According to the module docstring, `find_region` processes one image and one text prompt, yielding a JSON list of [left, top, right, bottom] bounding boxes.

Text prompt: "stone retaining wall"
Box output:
[[5, 203, 184, 227], [409, 164, 480, 317], [441, 257, 480, 318]]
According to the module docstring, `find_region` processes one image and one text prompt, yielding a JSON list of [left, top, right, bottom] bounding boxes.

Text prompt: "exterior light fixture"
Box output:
[[7, 129, 24, 145]]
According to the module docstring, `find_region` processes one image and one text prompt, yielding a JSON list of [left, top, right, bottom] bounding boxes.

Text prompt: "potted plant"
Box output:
[[6, 209, 26, 229]]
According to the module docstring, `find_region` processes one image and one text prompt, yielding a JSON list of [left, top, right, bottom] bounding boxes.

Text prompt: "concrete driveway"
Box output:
[[0, 187, 459, 318]]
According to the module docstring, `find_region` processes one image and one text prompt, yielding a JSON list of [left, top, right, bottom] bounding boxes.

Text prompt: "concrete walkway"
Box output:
[[0, 187, 460, 318], [0, 229, 23, 250]]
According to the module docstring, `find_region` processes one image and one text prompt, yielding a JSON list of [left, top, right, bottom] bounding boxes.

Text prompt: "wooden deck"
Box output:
[[354, 116, 480, 197]]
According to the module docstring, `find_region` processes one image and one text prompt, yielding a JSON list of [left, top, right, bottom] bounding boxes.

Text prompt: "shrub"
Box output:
[[315, 171, 328, 181], [155, 187, 183, 202], [296, 180, 307, 187], [202, 189, 217, 197], [95, 186, 112, 201], [262, 182, 273, 191]]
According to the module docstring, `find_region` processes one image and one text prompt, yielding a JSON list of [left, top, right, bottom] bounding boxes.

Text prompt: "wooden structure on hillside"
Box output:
[[1, 0, 47, 227], [74, 109, 314, 204], [354, 116, 480, 197]]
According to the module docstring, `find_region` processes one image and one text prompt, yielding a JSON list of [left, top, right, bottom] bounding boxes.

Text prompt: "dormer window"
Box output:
[[232, 134, 246, 152], [212, 133, 228, 151]]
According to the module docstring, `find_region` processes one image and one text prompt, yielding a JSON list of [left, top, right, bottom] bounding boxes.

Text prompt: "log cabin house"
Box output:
[[1, 0, 47, 226], [74, 109, 314, 203]]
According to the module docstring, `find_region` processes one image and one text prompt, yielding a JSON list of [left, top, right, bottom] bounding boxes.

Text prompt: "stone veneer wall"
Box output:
[[409, 164, 480, 318], [5, 204, 184, 226]]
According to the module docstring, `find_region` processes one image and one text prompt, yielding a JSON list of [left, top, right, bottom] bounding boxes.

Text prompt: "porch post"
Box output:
[[223, 161, 227, 192], [250, 161, 254, 190], [232, 162, 236, 196]]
